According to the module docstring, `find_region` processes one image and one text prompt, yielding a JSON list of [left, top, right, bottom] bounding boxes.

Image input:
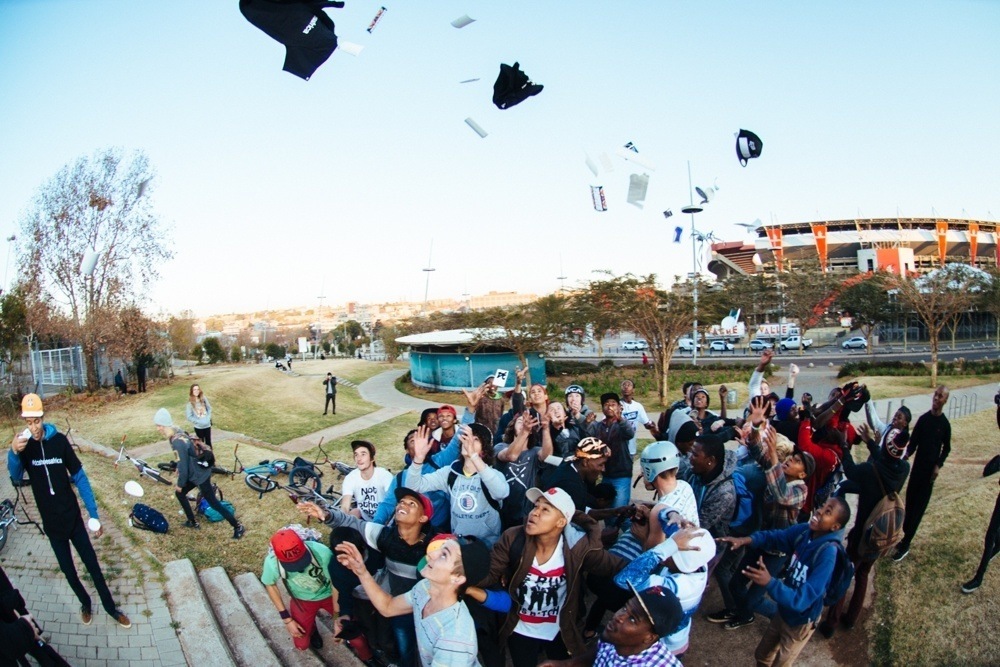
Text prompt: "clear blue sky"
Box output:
[[2, 1, 998, 317]]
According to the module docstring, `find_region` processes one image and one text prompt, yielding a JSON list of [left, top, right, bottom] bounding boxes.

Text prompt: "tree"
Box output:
[[979, 268, 1000, 347], [265, 342, 286, 359], [463, 295, 583, 386], [0, 284, 30, 364], [168, 312, 196, 361], [778, 261, 838, 354], [191, 343, 204, 362], [892, 264, 989, 387], [835, 272, 894, 348], [201, 337, 226, 364], [16, 148, 173, 390], [581, 274, 694, 407], [230, 345, 242, 363], [708, 273, 781, 331], [112, 305, 164, 368], [379, 324, 406, 362]]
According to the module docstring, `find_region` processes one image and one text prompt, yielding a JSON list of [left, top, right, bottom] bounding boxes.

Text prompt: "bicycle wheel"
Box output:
[[271, 459, 295, 475], [0, 524, 8, 554], [245, 473, 278, 494], [146, 470, 173, 485], [288, 466, 322, 491]]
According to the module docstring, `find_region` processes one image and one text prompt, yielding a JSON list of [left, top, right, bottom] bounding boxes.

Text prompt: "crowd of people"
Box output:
[[4, 359, 998, 667]]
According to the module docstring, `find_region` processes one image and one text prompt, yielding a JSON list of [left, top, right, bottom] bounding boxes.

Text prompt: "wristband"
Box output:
[[279, 610, 290, 620]]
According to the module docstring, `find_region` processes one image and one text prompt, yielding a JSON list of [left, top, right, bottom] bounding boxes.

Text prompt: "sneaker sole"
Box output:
[[892, 551, 910, 562], [724, 620, 755, 630], [706, 615, 736, 624], [961, 584, 980, 594]]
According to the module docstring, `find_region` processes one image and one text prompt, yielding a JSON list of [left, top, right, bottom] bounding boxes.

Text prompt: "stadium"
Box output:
[[708, 217, 999, 279]]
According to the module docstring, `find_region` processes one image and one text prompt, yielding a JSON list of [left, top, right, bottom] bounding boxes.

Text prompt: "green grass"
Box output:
[[31, 359, 402, 447], [871, 409, 999, 665]]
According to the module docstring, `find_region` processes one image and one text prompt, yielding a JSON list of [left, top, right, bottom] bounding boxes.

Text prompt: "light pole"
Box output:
[[422, 240, 435, 310], [3, 234, 15, 291], [681, 161, 704, 366]]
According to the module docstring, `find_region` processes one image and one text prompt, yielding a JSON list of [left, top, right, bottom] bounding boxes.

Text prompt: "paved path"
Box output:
[[1, 454, 185, 667]]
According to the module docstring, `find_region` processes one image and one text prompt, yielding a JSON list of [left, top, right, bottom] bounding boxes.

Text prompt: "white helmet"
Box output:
[[640, 441, 680, 483]]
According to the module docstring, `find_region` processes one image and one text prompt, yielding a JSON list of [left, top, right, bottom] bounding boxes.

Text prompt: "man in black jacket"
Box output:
[[893, 386, 950, 561]]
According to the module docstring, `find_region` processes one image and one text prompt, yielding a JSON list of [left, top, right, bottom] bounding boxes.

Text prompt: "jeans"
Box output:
[[507, 631, 568, 667], [730, 549, 789, 620], [605, 476, 632, 510], [194, 427, 212, 448], [176, 480, 237, 528], [714, 544, 746, 611], [388, 614, 417, 667], [899, 474, 935, 551], [325, 394, 336, 414], [972, 490, 1000, 581], [49, 519, 118, 616]]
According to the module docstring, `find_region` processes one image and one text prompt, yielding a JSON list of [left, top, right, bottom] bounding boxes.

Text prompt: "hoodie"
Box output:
[[750, 522, 846, 626], [678, 449, 738, 537], [481, 512, 627, 656], [7, 423, 99, 540]]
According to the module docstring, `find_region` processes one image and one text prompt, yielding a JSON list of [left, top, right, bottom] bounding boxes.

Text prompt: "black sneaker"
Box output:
[[183, 520, 200, 529], [961, 577, 982, 594], [233, 523, 246, 540], [817, 621, 836, 639], [724, 615, 755, 630], [706, 609, 736, 624], [891, 547, 910, 562]]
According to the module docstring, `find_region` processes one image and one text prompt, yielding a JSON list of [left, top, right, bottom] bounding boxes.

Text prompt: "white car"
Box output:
[[709, 340, 734, 352], [623, 339, 649, 351], [748, 339, 773, 352], [842, 336, 868, 350]]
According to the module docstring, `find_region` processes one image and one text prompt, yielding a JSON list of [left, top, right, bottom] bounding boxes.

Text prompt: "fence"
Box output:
[[31, 346, 86, 391]]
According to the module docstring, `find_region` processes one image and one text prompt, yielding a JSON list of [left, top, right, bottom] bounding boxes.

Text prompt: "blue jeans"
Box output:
[[390, 614, 417, 667], [606, 476, 632, 509]]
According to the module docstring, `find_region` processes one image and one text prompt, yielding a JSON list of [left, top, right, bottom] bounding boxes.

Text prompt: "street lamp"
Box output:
[[681, 161, 704, 366], [422, 240, 435, 310]]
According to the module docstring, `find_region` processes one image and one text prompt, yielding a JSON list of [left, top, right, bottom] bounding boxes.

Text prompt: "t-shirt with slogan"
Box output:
[[404, 579, 479, 667], [260, 541, 334, 601], [514, 537, 568, 640], [342, 467, 394, 521]]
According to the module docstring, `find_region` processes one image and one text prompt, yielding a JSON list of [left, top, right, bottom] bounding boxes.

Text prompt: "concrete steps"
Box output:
[[163, 559, 362, 667]]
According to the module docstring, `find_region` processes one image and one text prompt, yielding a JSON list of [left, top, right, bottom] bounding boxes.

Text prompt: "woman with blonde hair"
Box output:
[[186, 384, 213, 447]]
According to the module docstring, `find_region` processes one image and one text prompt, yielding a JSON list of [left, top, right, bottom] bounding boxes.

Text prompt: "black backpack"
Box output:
[[446, 463, 502, 513], [130, 504, 169, 534], [186, 433, 215, 468]]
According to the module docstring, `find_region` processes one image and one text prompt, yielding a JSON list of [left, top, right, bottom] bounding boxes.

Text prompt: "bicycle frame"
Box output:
[[114, 436, 171, 485]]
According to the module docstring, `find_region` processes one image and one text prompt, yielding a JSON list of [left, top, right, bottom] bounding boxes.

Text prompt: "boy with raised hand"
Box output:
[[8, 394, 131, 629], [334, 534, 490, 667], [261, 529, 334, 651], [718, 496, 851, 667]]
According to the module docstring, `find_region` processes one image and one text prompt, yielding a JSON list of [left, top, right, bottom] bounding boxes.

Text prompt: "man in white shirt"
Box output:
[[620, 380, 656, 457], [340, 440, 393, 521]]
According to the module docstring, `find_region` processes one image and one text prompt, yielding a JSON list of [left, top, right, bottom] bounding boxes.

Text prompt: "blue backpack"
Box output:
[[793, 533, 855, 606], [130, 503, 169, 534]]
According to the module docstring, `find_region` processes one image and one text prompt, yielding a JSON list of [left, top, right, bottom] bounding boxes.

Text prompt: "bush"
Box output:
[[265, 343, 286, 359], [190, 343, 203, 363], [230, 346, 242, 363], [201, 337, 226, 364], [546, 360, 599, 376], [838, 358, 1000, 378]]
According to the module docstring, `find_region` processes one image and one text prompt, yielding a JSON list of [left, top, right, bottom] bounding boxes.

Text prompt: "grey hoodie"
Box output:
[[678, 449, 738, 537], [405, 460, 510, 547]]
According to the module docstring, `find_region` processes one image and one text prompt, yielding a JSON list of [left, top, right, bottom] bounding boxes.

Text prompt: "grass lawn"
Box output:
[[871, 408, 1000, 666], [34, 359, 403, 447], [858, 373, 1000, 401], [82, 412, 421, 576]]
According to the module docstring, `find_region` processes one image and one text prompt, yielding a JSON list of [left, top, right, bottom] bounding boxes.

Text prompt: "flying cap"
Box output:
[[575, 437, 611, 459], [20, 394, 44, 418], [153, 408, 174, 428], [640, 441, 680, 483], [736, 129, 763, 166], [628, 582, 685, 637], [394, 487, 434, 522], [270, 529, 312, 572]]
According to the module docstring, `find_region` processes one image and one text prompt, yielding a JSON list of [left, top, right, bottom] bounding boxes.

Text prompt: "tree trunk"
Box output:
[[656, 349, 670, 407], [929, 332, 938, 388], [518, 352, 531, 387]]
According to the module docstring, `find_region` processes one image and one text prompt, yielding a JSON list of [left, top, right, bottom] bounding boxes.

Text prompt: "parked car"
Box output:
[[780, 335, 813, 350], [709, 340, 735, 352], [842, 336, 868, 350], [748, 339, 774, 352], [623, 339, 649, 351], [677, 337, 702, 352]]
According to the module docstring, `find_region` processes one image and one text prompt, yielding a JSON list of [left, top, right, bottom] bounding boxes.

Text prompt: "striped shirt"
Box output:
[[405, 579, 479, 667]]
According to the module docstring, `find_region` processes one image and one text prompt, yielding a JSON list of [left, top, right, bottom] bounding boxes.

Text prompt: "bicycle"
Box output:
[[0, 498, 18, 553], [245, 474, 343, 507], [234, 444, 294, 493], [288, 439, 358, 492], [114, 436, 172, 485]]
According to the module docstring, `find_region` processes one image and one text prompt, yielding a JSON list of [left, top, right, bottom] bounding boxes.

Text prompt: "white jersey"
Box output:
[[620, 399, 650, 456], [341, 467, 393, 521]]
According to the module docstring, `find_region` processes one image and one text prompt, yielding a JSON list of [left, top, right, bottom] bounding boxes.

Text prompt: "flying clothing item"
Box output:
[[239, 0, 345, 80], [492, 62, 544, 109]]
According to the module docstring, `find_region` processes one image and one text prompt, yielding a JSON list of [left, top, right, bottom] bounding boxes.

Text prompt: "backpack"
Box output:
[[129, 503, 169, 534], [447, 463, 502, 513], [793, 532, 855, 607], [189, 434, 215, 468], [856, 469, 906, 561], [200, 499, 236, 522], [727, 469, 761, 537]]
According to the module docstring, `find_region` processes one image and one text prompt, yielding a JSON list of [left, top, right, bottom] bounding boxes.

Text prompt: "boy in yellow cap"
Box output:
[[7, 394, 131, 629]]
